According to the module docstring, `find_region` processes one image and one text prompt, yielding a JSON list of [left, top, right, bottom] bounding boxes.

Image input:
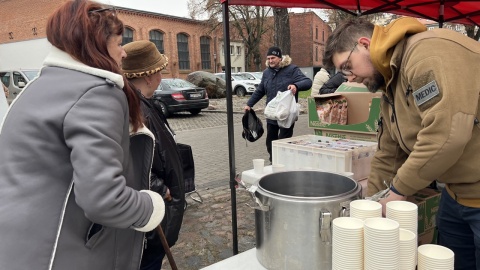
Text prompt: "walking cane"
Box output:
[[156, 225, 178, 270]]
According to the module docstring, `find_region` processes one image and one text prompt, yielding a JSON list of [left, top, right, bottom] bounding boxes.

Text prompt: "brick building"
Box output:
[[0, 1, 330, 79]]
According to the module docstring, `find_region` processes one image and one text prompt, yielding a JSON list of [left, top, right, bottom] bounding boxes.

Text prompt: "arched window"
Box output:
[[177, 33, 190, 70], [122, 27, 133, 45], [200, 36, 211, 70], [315, 27, 318, 40], [315, 46, 318, 62], [149, 30, 164, 54]]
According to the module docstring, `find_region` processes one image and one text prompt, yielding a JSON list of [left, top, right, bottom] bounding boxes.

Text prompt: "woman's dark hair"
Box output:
[[46, 0, 143, 131]]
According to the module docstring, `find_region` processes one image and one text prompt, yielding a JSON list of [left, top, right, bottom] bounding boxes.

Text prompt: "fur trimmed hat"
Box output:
[[266, 46, 282, 58], [122, 40, 168, 79]]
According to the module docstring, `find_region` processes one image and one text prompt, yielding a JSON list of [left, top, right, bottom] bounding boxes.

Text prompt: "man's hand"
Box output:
[[244, 105, 251, 111], [287, 84, 297, 95], [378, 191, 407, 216]]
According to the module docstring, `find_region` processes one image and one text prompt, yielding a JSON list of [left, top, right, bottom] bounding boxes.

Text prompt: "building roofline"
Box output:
[[115, 6, 203, 23]]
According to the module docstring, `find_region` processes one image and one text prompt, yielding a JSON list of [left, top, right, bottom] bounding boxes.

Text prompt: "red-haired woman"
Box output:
[[0, 1, 164, 269]]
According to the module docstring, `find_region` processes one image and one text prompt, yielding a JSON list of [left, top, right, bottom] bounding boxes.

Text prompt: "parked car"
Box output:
[[214, 72, 260, 96], [237, 71, 263, 81], [0, 69, 39, 103], [152, 78, 209, 117]]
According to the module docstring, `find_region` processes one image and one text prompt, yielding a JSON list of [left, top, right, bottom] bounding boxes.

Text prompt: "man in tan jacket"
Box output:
[[323, 17, 480, 270]]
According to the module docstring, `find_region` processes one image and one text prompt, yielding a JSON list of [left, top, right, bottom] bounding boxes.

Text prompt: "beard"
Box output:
[[365, 70, 385, 93]]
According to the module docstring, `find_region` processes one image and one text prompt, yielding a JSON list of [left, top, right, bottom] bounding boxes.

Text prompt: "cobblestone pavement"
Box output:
[[159, 96, 313, 269]]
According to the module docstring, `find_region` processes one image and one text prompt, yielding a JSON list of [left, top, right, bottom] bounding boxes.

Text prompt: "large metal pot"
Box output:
[[251, 171, 361, 270]]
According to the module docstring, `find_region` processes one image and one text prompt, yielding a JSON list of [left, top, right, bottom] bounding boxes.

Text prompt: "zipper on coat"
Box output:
[[405, 85, 412, 106], [377, 117, 384, 150], [388, 86, 412, 153]]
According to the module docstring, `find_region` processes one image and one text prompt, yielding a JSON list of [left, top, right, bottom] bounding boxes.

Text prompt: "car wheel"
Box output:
[[153, 100, 170, 118], [236, 86, 246, 97], [189, 109, 201, 115]]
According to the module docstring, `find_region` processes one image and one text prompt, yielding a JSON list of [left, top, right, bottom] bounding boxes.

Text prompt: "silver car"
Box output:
[[0, 69, 39, 103]]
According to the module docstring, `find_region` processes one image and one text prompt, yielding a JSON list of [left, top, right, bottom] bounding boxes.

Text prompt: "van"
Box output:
[[0, 69, 39, 103]]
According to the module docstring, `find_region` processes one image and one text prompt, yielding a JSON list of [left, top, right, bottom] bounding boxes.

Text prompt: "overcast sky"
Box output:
[[96, 0, 191, 18]]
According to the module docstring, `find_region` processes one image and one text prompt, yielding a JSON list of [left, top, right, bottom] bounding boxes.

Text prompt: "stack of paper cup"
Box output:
[[386, 201, 418, 236], [350, 199, 382, 220], [364, 217, 400, 270], [418, 244, 454, 270], [399, 228, 417, 270], [332, 217, 364, 270]]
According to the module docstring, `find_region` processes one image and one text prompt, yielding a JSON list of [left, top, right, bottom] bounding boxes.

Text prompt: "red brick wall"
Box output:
[[252, 12, 332, 71], [0, 2, 330, 77]]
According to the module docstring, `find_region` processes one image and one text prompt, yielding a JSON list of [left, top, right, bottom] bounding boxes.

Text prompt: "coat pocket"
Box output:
[[85, 223, 104, 249]]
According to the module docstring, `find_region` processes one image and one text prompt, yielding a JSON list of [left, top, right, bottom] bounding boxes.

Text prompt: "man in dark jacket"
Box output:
[[123, 41, 185, 270], [244, 46, 312, 162]]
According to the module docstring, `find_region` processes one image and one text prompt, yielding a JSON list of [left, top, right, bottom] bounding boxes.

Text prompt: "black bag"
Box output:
[[177, 143, 195, 193], [242, 109, 264, 142]]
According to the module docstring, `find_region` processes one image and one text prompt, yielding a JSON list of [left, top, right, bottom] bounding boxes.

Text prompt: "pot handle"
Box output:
[[245, 185, 270, 211], [319, 210, 332, 243]]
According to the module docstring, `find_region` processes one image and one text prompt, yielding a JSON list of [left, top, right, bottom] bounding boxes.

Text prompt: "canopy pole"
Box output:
[[439, 0, 445, 28], [221, 0, 239, 255]]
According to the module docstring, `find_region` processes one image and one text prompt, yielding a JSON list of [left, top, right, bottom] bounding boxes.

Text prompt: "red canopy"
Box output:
[[223, 0, 480, 26]]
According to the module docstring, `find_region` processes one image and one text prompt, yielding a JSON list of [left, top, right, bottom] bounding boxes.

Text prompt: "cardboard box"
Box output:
[[308, 82, 382, 142], [407, 188, 441, 234], [418, 227, 438, 245], [314, 129, 377, 142]]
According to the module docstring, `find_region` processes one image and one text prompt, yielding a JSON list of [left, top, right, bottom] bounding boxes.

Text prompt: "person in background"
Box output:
[[318, 70, 346, 94], [311, 67, 330, 96], [122, 40, 185, 270], [0, 1, 165, 269], [323, 17, 480, 270], [244, 46, 312, 162]]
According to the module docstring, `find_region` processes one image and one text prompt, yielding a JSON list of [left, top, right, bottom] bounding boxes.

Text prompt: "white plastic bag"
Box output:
[[278, 98, 300, 128], [264, 90, 293, 121]]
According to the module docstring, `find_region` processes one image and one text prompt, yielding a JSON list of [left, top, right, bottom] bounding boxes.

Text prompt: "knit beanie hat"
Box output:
[[266, 46, 282, 58]]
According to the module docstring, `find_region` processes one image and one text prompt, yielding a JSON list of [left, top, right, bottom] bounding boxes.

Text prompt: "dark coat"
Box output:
[[319, 72, 346, 94], [247, 55, 312, 124], [139, 95, 185, 263]]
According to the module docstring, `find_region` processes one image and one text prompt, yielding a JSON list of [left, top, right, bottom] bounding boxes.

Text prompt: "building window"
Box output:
[[149, 30, 164, 54], [322, 30, 325, 42], [237, 67, 242, 72], [315, 46, 318, 62], [236, 46, 241, 55], [230, 45, 234, 55], [177, 33, 190, 70], [200, 36, 211, 70], [316, 27, 318, 40], [231, 67, 235, 73], [122, 27, 133, 45]]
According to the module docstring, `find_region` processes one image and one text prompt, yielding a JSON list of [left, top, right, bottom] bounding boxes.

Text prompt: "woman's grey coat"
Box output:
[[0, 47, 164, 270]]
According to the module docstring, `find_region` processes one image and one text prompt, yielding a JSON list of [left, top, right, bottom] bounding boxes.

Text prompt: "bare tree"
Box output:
[[323, 10, 398, 31], [187, 0, 271, 71], [273, 8, 291, 55]]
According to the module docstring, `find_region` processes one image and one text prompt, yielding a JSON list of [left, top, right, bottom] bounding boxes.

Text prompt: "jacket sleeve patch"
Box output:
[[411, 71, 441, 111]]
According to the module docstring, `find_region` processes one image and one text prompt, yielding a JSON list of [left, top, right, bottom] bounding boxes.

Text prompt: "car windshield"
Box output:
[[162, 79, 196, 89], [23, 70, 39, 80], [234, 73, 253, 80], [252, 72, 263, 80], [232, 74, 246, 80]]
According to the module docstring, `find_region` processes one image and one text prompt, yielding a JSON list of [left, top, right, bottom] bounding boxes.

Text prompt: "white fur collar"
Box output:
[[43, 46, 124, 88]]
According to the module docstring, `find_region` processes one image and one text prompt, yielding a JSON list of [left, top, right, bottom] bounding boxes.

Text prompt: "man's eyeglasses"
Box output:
[[89, 6, 116, 16], [340, 42, 358, 76]]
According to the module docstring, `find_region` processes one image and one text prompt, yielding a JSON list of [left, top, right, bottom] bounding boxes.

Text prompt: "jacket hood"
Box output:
[[43, 46, 125, 88], [265, 55, 292, 69], [370, 17, 426, 82]]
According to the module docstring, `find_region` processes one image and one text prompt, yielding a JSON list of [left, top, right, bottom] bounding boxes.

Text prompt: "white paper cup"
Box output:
[[253, 159, 264, 174], [272, 164, 285, 173]]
